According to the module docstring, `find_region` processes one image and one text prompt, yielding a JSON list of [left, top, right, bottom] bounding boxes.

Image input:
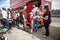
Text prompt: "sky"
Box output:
[[52, 0, 60, 10], [0, 0, 60, 10], [0, 0, 10, 9]]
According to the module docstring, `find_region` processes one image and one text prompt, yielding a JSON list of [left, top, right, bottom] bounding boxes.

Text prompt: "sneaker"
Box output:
[[7, 30, 11, 34], [43, 35, 47, 38], [31, 33, 35, 38], [5, 37, 8, 40]]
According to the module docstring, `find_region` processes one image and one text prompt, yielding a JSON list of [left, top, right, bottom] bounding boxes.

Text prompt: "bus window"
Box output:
[[42, 2, 50, 10], [42, 2, 51, 13]]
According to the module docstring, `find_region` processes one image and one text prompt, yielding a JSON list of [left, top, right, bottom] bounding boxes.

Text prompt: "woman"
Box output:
[[42, 6, 51, 37]]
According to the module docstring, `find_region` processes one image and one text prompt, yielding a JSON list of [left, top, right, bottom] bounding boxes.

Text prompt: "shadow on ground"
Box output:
[[34, 26, 60, 40], [17, 24, 60, 40]]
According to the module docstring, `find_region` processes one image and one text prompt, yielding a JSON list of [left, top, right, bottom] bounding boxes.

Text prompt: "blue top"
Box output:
[[43, 10, 51, 24]]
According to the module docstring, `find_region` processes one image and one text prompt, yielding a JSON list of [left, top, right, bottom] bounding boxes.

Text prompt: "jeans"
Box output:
[[33, 19, 39, 32], [3, 19, 10, 30]]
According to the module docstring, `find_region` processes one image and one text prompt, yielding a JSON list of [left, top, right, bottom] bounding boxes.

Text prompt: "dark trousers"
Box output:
[[20, 16, 25, 30], [15, 17, 20, 27], [3, 19, 10, 30], [13, 19, 19, 27], [44, 23, 50, 36], [9, 20, 13, 29]]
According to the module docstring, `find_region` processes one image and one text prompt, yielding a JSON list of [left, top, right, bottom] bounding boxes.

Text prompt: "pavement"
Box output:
[[50, 17, 60, 27], [4, 28, 40, 40], [3, 17, 60, 40]]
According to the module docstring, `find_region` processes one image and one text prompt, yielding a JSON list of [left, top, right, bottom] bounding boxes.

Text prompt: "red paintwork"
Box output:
[[26, 1, 34, 24], [10, 0, 52, 25]]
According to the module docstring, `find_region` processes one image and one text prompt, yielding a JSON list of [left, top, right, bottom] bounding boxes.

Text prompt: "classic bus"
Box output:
[[10, 0, 52, 27]]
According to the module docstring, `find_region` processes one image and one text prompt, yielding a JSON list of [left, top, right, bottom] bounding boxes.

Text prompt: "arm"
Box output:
[[42, 16, 49, 20], [42, 11, 50, 20]]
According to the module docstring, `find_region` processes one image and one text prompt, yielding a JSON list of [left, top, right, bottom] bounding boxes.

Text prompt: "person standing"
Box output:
[[12, 10, 17, 26], [1, 8, 11, 33], [7, 8, 13, 29], [42, 6, 51, 37], [20, 6, 27, 30], [0, 9, 2, 25], [30, 3, 41, 32], [15, 10, 20, 28]]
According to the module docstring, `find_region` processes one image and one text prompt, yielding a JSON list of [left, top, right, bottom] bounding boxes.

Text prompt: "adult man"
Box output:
[[20, 6, 27, 30], [1, 8, 11, 33]]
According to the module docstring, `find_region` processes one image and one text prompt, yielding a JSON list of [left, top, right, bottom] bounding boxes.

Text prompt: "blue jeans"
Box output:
[[33, 19, 39, 32], [3, 19, 11, 30]]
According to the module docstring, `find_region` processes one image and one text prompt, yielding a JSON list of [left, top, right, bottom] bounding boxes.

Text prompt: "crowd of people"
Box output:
[[0, 3, 51, 38]]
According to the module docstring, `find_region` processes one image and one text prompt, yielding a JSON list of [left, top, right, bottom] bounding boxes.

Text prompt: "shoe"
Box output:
[[34, 30, 37, 32], [43, 35, 47, 38], [7, 30, 11, 34], [5, 37, 8, 40]]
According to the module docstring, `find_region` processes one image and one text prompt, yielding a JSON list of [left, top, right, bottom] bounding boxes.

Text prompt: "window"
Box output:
[[10, 0, 15, 2], [42, 2, 50, 9]]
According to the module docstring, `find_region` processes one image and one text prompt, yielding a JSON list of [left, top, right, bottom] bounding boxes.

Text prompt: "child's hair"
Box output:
[[34, 3, 38, 7], [33, 0, 41, 8], [2, 7, 6, 10], [20, 6, 24, 10]]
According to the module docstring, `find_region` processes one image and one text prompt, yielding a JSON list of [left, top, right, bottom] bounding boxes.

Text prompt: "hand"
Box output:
[[0, 17, 2, 19], [40, 16, 44, 19]]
